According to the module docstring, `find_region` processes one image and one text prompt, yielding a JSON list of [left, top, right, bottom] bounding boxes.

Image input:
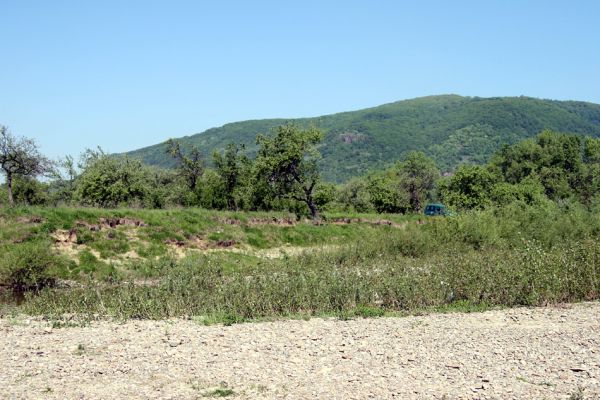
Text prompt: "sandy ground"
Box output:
[[1, 303, 599, 399]]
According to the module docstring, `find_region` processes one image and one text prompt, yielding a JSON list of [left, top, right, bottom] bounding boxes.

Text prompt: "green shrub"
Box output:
[[0, 241, 66, 290]]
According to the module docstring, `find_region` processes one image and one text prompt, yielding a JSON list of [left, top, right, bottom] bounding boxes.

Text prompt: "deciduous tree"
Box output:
[[0, 125, 51, 205], [213, 143, 248, 210], [397, 151, 440, 213], [255, 124, 323, 220], [166, 139, 204, 191]]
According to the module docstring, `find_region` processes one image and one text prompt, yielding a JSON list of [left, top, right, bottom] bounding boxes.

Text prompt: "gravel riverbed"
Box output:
[[2, 302, 599, 399]]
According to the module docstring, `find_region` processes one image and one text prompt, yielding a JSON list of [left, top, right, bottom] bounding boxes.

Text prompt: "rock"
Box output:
[[570, 367, 587, 372], [2, 302, 600, 399]]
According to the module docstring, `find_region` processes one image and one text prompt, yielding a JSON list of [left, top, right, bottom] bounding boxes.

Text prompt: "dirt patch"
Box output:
[[216, 239, 236, 248], [51, 229, 134, 263], [215, 217, 242, 225], [162, 240, 339, 260], [215, 216, 297, 226], [53, 240, 102, 261], [15, 216, 44, 224], [201, 244, 342, 259], [216, 216, 406, 228], [2, 303, 599, 399], [165, 237, 238, 257], [329, 217, 405, 228], [98, 217, 147, 229], [248, 217, 296, 226], [250, 244, 341, 259], [75, 221, 102, 231], [51, 229, 78, 244], [165, 238, 187, 248], [121, 250, 141, 260], [71, 217, 148, 233]]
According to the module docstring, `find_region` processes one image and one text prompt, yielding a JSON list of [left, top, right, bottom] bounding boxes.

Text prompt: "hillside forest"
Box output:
[[125, 95, 600, 182]]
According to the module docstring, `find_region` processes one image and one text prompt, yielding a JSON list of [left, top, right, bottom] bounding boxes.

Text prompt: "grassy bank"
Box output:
[[0, 207, 412, 285], [2, 202, 598, 323]]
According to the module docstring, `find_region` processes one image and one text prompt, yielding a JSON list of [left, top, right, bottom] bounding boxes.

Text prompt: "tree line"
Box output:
[[1, 124, 599, 217]]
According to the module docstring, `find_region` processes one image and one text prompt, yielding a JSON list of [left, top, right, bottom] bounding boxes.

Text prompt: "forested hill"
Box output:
[[125, 95, 600, 182]]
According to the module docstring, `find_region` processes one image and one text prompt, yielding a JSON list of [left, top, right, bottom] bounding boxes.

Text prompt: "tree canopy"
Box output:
[[0, 125, 51, 205], [255, 124, 324, 219]]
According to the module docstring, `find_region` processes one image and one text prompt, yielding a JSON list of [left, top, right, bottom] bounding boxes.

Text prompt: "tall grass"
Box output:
[[19, 203, 600, 321]]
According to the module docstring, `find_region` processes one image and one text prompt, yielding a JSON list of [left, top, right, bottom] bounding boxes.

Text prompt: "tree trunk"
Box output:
[[306, 193, 319, 221], [410, 183, 421, 213], [6, 172, 13, 206], [227, 196, 236, 211]]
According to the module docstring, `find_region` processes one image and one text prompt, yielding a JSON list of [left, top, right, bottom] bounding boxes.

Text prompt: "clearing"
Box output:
[[2, 302, 599, 399]]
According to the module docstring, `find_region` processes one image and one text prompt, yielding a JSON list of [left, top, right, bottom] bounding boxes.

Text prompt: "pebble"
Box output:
[[1, 302, 599, 399]]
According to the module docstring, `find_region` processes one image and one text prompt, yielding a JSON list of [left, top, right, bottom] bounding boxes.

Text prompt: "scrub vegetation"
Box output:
[[0, 202, 598, 323], [0, 118, 599, 323]]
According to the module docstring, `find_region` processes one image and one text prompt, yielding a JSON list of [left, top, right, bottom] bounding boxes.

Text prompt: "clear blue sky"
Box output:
[[1, 0, 599, 160]]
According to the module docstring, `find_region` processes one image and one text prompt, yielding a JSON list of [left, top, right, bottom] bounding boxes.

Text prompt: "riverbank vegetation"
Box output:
[[0, 125, 599, 323], [0, 202, 598, 323]]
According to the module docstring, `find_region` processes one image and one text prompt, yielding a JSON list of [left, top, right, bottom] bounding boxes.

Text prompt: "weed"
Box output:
[[353, 305, 386, 318], [3, 204, 599, 323], [569, 386, 585, 400], [75, 343, 85, 355], [189, 380, 235, 398], [205, 388, 234, 397]]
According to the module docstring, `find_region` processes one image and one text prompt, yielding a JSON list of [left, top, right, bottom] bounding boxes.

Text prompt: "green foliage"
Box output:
[[255, 124, 324, 219], [70, 149, 185, 209], [443, 131, 600, 210], [46, 155, 78, 206], [365, 170, 408, 213], [166, 139, 204, 191], [0, 185, 7, 207], [196, 169, 227, 210], [125, 95, 600, 182], [20, 205, 600, 321], [0, 125, 53, 205], [580, 137, 600, 206], [0, 241, 67, 290], [489, 177, 547, 207], [490, 131, 583, 200], [313, 183, 336, 208], [212, 143, 248, 210], [429, 124, 503, 171], [5, 128, 598, 217], [440, 165, 499, 210], [335, 177, 373, 213], [353, 305, 386, 318], [11, 176, 50, 206], [584, 137, 600, 164], [337, 154, 439, 214], [75, 150, 152, 207], [397, 151, 440, 212]]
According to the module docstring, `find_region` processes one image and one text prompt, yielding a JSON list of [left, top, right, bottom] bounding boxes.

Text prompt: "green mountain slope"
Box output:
[[125, 95, 600, 182]]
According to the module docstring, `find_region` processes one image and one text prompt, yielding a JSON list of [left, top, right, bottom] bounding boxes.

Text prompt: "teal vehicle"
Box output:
[[424, 203, 449, 216]]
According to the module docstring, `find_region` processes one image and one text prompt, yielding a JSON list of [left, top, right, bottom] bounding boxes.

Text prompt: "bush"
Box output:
[[0, 241, 67, 291], [12, 177, 50, 206], [74, 153, 153, 208]]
